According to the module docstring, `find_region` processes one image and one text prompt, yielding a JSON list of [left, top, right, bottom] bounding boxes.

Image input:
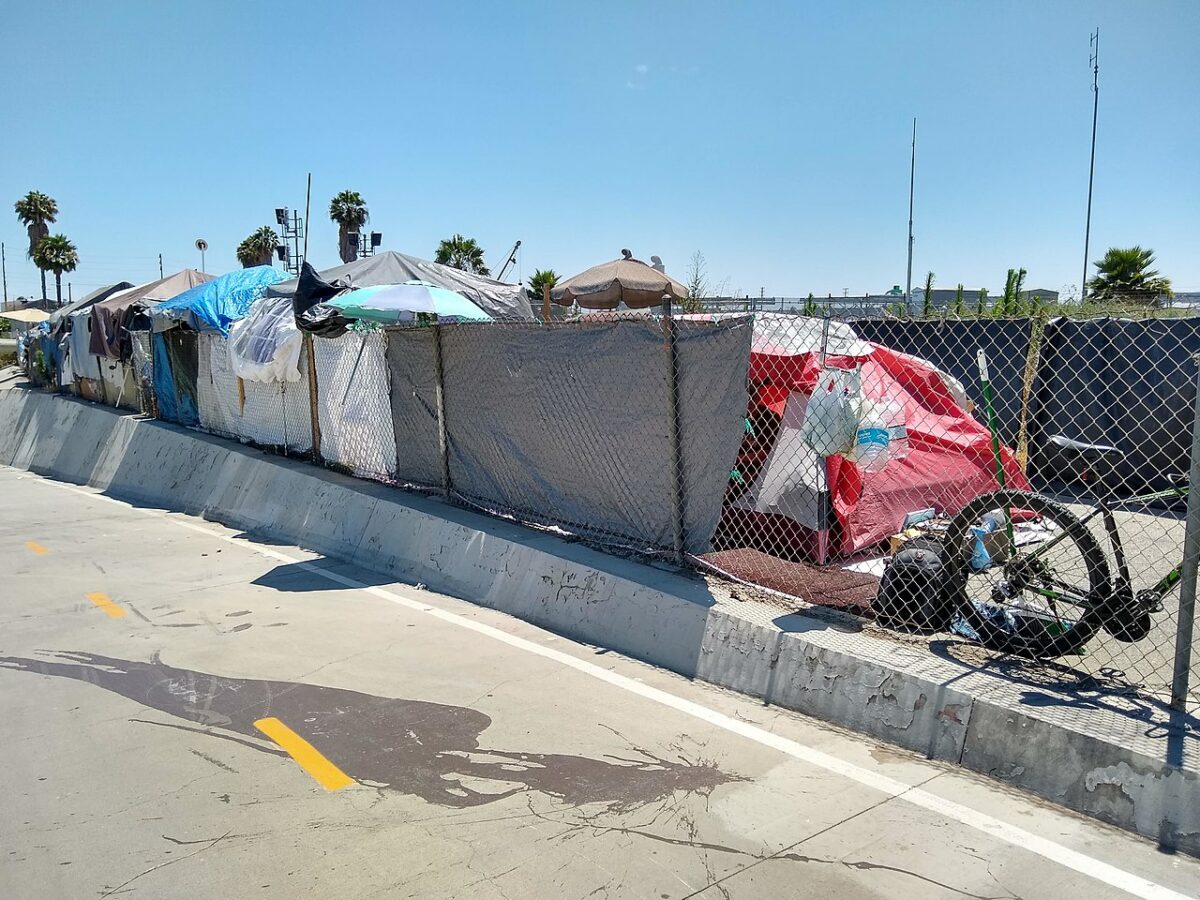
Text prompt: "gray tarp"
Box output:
[[385, 328, 444, 487], [268, 251, 533, 320], [408, 317, 751, 554]]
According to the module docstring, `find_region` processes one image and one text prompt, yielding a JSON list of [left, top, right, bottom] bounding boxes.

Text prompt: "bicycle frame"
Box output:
[[996, 485, 1188, 608]]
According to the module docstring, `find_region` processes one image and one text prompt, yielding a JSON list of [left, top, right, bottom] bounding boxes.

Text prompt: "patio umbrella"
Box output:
[[325, 281, 492, 324], [550, 250, 689, 310]]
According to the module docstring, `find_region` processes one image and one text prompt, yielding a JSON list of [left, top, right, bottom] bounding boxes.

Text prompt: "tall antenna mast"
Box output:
[[905, 118, 916, 308], [1081, 28, 1099, 302]]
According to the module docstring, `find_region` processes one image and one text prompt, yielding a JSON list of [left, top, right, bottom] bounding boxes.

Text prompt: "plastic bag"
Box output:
[[800, 366, 862, 457]]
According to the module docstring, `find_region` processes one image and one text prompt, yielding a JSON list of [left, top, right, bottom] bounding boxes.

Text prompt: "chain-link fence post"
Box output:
[[432, 323, 452, 500], [304, 333, 322, 462], [662, 301, 687, 566], [1170, 358, 1200, 712]]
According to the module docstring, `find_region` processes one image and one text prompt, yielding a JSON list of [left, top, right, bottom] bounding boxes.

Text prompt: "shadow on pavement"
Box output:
[[0, 651, 742, 810]]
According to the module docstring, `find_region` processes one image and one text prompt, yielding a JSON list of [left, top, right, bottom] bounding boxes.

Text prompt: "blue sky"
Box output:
[[2, 1, 1197, 301]]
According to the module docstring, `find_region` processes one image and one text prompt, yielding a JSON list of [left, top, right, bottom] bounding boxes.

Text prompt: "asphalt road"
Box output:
[[2, 466, 1197, 900]]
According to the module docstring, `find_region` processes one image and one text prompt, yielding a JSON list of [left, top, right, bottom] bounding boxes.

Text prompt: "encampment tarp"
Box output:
[[152, 266, 290, 335], [312, 330, 396, 478], [424, 317, 751, 554], [153, 330, 199, 425], [90, 269, 212, 359], [48, 282, 134, 333], [196, 334, 312, 452], [267, 251, 533, 320]]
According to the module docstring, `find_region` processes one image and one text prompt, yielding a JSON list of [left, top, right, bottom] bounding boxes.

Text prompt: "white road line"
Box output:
[[8, 467, 1191, 900]]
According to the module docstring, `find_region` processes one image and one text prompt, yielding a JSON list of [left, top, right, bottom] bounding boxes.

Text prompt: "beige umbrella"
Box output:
[[0, 308, 50, 323], [550, 250, 688, 312]]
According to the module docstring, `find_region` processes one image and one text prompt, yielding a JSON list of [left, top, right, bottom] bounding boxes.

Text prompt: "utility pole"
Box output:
[[905, 118, 916, 308], [68, 282, 73, 303], [159, 253, 164, 279], [1, 242, 7, 308], [1081, 28, 1100, 302]]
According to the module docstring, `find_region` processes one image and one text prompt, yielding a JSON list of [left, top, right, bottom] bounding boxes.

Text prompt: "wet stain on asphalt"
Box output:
[[0, 652, 739, 809]]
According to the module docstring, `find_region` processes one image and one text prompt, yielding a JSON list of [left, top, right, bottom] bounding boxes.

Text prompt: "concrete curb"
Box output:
[[2, 387, 1197, 854]]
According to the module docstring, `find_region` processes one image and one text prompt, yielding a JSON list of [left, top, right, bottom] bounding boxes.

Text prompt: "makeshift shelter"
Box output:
[[90, 269, 212, 359], [719, 314, 1028, 561], [149, 267, 290, 426], [48, 282, 134, 334], [266, 251, 532, 320], [551, 251, 688, 310], [152, 266, 290, 335]]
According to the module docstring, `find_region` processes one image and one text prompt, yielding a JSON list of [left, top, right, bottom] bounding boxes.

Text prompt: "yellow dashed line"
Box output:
[[86, 592, 127, 619], [254, 717, 354, 791], [24, 541, 49, 555]]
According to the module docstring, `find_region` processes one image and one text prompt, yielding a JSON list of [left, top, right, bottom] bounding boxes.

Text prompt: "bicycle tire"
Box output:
[[944, 489, 1111, 658]]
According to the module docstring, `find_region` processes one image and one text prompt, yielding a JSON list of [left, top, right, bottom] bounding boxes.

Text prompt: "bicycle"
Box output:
[[943, 435, 1189, 658]]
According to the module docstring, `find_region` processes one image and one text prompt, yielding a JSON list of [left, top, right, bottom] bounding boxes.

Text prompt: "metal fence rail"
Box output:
[[21, 307, 1200, 710]]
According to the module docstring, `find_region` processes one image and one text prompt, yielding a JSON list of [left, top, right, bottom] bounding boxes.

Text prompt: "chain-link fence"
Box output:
[[28, 306, 1200, 710]]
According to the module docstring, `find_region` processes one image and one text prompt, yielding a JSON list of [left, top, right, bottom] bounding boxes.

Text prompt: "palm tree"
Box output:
[[527, 269, 558, 306], [14, 190, 58, 301], [1087, 246, 1173, 305], [236, 226, 279, 268], [32, 234, 79, 307], [329, 190, 368, 264], [435, 234, 489, 276], [921, 271, 935, 318]]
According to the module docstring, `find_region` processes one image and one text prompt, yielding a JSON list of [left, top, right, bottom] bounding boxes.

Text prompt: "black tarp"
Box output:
[[851, 317, 1033, 447], [1030, 317, 1200, 490]]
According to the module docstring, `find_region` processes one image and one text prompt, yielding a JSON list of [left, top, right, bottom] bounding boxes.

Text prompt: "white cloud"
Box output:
[[635, 63, 649, 74]]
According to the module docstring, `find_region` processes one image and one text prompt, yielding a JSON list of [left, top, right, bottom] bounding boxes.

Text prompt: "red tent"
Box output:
[[722, 315, 1028, 561]]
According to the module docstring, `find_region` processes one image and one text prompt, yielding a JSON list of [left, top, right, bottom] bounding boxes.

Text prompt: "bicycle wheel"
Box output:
[[944, 490, 1110, 658]]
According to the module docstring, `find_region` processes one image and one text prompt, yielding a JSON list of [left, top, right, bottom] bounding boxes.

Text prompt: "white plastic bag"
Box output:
[[800, 366, 862, 457]]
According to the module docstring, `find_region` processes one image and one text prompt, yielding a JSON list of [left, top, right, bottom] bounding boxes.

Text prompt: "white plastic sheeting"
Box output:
[[227, 297, 303, 383], [312, 331, 396, 479], [197, 333, 313, 453]]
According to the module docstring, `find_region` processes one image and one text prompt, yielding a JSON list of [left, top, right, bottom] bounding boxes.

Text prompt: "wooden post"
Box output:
[[1015, 316, 1048, 474], [237, 376, 246, 416], [542, 282, 552, 323], [304, 333, 321, 461]]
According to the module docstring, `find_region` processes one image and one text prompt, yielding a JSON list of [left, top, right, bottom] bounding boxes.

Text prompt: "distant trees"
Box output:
[[14, 191, 58, 301], [32, 234, 79, 306], [435, 235, 489, 276], [329, 190, 369, 264], [1087, 246, 1172, 306], [527, 269, 559, 308], [236, 226, 278, 268]]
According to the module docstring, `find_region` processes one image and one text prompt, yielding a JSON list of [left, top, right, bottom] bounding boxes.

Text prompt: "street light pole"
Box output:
[[905, 118, 916, 309], [1081, 28, 1100, 302]]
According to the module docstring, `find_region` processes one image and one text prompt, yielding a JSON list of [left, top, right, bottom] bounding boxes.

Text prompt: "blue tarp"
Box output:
[[152, 331, 199, 425], [151, 266, 290, 336]]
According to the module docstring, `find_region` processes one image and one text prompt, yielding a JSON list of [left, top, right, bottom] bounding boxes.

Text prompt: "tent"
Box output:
[[719, 314, 1029, 561], [151, 266, 291, 335], [149, 267, 289, 425], [90, 269, 212, 358], [48, 282, 134, 334], [266, 251, 533, 320]]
